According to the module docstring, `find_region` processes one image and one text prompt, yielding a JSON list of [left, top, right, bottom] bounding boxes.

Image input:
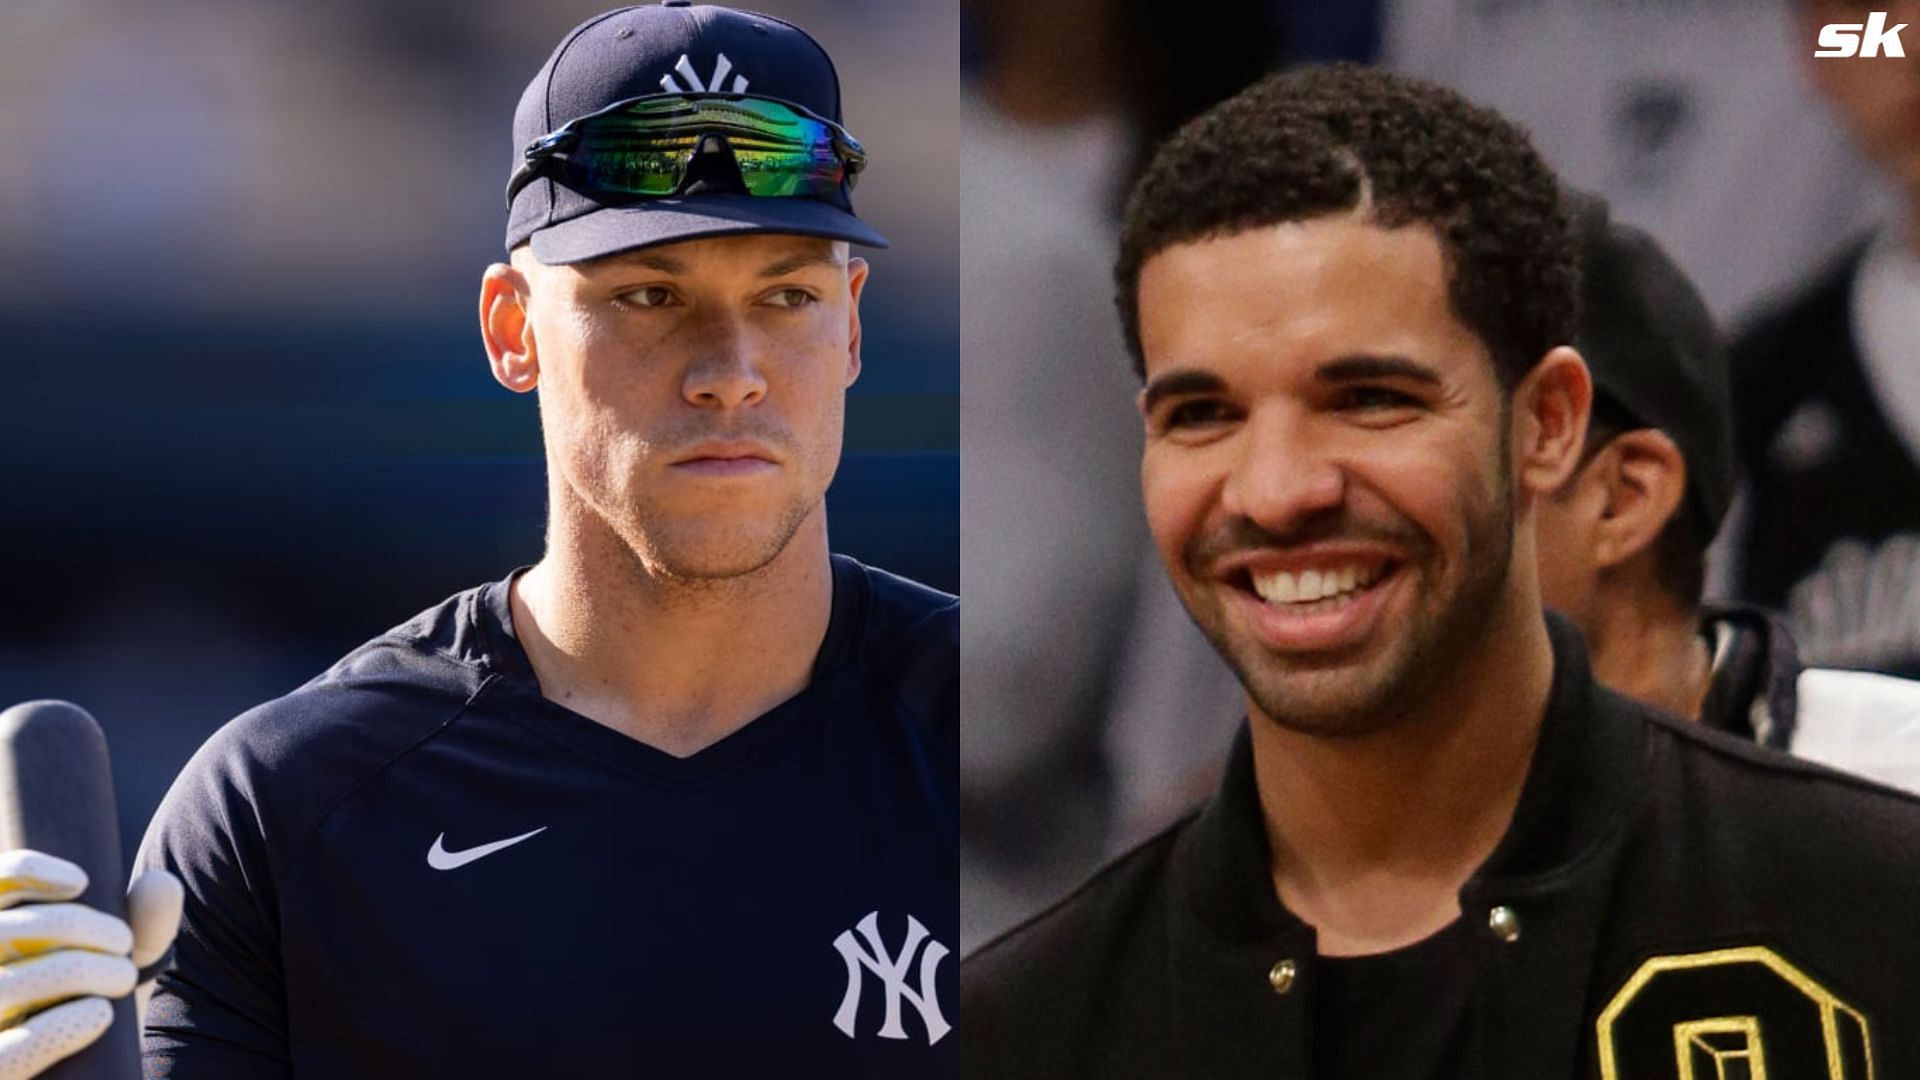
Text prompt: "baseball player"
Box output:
[[0, 5, 955, 1077], [964, 65, 1920, 1077]]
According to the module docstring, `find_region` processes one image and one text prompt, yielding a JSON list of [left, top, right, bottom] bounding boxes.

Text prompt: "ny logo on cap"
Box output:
[[661, 52, 749, 93]]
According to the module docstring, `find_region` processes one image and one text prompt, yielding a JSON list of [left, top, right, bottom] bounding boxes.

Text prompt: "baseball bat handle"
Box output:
[[0, 702, 139, 1080]]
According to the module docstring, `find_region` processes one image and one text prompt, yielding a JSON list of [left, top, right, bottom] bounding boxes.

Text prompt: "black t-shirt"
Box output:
[[1312, 921, 1474, 1079], [137, 555, 957, 1078]]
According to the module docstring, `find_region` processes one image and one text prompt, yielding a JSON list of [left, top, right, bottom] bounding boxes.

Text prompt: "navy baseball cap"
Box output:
[[506, 2, 888, 263], [1571, 196, 1733, 539]]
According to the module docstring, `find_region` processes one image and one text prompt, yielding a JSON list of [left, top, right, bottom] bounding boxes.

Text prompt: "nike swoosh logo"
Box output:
[[427, 826, 548, 871]]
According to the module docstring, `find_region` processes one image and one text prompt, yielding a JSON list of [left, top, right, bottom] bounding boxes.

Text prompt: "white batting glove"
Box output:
[[0, 850, 182, 1079]]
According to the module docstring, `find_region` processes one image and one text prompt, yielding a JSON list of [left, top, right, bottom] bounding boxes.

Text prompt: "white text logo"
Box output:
[[661, 53, 749, 93], [1815, 12, 1907, 57], [831, 911, 950, 1045]]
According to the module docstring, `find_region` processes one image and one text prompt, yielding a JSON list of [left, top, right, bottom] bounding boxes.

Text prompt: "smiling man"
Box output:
[[101, 5, 955, 1077], [962, 66, 1920, 1078]]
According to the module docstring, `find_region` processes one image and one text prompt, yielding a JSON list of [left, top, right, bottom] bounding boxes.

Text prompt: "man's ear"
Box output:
[[480, 263, 538, 393], [844, 256, 868, 389], [1513, 345, 1593, 497], [1588, 428, 1689, 570]]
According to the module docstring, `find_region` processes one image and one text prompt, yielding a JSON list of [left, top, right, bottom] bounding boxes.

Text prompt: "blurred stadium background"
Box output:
[[0, 0, 957, 862]]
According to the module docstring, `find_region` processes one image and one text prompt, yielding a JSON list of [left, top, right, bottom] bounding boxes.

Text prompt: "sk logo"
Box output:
[[660, 53, 749, 94], [1815, 12, 1908, 57], [1596, 946, 1874, 1078], [831, 911, 951, 1045]]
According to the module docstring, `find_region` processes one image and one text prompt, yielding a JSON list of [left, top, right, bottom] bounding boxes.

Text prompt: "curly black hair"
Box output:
[[1115, 65, 1580, 387]]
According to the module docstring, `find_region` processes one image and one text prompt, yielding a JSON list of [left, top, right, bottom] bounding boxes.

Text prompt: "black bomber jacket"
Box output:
[[962, 615, 1920, 1078]]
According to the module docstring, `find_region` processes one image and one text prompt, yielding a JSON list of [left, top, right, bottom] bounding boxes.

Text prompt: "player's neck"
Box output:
[[1583, 580, 1712, 722], [509, 507, 834, 758], [1248, 584, 1554, 957]]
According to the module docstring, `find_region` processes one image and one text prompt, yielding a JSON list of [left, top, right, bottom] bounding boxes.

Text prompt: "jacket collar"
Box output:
[[1176, 612, 1644, 929], [1475, 611, 1647, 885], [1165, 611, 1649, 1075]]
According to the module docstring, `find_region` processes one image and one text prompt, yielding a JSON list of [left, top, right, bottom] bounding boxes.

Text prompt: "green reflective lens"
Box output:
[[509, 94, 866, 206]]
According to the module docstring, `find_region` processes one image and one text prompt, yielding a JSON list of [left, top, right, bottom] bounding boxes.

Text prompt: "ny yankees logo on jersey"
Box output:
[[660, 52, 748, 94], [831, 911, 950, 1045]]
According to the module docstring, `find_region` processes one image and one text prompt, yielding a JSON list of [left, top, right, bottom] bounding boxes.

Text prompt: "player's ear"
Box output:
[[843, 255, 867, 389], [1513, 345, 1592, 497], [1590, 428, 1687, 570], [481, 262, 539, 393]]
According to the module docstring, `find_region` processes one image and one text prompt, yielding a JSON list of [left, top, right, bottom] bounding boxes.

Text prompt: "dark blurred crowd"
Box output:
[[961, 0, 1920, 948]]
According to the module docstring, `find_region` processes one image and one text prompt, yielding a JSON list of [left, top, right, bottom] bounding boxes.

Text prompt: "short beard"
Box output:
[[1190, 423, 1517, 738], [1244, 490, 1511, 737]]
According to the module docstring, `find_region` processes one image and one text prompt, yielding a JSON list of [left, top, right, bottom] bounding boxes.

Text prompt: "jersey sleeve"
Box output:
[[134, 719, 293, 1079]]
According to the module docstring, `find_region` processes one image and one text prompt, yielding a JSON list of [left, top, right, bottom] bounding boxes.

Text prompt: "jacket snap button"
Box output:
[[1488, 905, 1521, 943], [1268, 959, 1297, 994]]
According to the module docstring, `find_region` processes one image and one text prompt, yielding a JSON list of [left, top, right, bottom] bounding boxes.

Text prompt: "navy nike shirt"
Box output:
[[136, 555, 957, 1078]]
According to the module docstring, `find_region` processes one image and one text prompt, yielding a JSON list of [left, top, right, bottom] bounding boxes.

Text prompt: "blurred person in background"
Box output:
[[1538, 198, 1920, 791], [1386, 0, 1886, 322], [960, 0, 1379, 950], [960, 0, 1157, 950], [1727, 0, 1920, 676]]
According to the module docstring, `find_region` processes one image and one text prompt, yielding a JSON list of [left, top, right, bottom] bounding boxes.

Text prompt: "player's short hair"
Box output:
[[1115, 64, 1580, 386]]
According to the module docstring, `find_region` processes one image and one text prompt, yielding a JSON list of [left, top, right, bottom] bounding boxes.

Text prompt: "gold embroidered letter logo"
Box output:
[[1597, 946, 1872, 1079]]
